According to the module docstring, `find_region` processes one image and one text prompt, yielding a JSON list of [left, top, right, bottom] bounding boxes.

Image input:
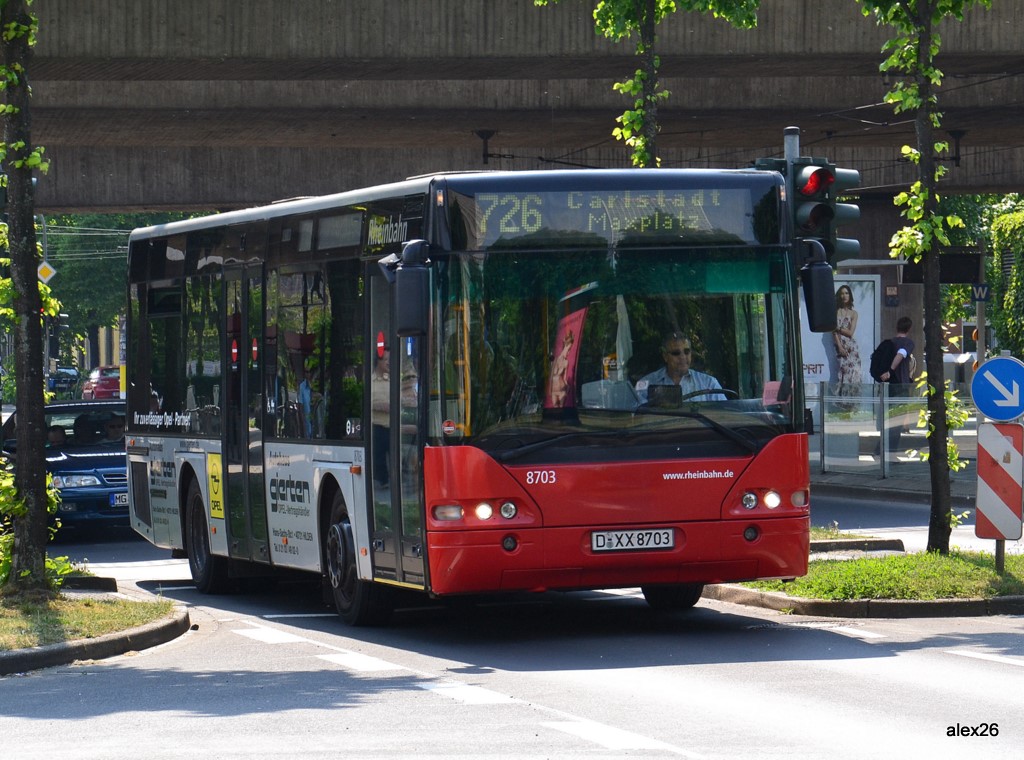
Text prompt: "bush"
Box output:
[[0, 460, 72, 590]]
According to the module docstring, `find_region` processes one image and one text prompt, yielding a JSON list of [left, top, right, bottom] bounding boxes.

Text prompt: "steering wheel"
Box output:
[[679, 388, 739, 401]]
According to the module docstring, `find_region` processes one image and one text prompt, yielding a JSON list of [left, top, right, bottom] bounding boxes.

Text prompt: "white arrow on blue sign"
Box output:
[[971, 356, 1024, 422]]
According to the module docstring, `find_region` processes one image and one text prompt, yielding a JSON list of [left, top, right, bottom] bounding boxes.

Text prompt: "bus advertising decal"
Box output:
[[133, 410, 193, 429], [207, 453, 224, 520], [264, 446, 322, 572]]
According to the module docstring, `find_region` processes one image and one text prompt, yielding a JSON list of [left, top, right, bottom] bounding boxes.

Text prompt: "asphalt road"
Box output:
[[2, 496, 1023, 760]]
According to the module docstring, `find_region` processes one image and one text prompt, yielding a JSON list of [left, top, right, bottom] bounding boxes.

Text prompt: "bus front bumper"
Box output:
[[425, 515, 809, 596]]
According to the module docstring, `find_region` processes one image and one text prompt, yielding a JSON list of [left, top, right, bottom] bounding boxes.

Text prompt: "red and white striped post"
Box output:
[[976, 422, 1024, 572]]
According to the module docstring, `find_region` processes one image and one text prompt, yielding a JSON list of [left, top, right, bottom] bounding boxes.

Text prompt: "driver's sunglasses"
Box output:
[[666, 348, 691, 356]]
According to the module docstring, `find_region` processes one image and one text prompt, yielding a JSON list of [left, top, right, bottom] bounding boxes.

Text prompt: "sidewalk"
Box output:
[[810, 459, 977, 507], [808, 426, 977, 507]]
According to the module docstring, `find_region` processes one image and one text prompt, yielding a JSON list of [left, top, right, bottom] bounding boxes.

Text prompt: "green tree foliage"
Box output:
[[936, 194, 1019, 324], [856, 0, 992, 554], [535, 0, 760, 167], [990, 209, 1024, 356]]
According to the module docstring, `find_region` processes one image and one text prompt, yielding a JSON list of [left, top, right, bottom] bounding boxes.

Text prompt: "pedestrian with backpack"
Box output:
[[878, 316, 915, 455]]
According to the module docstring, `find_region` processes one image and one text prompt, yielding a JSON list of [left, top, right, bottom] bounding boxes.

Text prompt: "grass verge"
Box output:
[[746, 551, 1024, 601], [0, 595, 175, 651]]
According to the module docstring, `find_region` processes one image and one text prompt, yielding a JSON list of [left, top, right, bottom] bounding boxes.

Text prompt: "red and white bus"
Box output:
[[125, 169, 835, 624]]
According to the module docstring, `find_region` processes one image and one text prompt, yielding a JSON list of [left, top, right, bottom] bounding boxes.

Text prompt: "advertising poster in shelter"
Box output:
[[800, 275, 880, 397]]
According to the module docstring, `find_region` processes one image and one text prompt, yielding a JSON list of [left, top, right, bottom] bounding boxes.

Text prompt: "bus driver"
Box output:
[[635, 332, 725, 404]]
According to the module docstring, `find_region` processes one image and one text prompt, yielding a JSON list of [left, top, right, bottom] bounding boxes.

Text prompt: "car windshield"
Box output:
[[46, 409, 124, 447]]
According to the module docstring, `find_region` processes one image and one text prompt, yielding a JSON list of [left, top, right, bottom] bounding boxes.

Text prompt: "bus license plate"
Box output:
[[110, 492, 129, 507], [591, 528, 674, 552]]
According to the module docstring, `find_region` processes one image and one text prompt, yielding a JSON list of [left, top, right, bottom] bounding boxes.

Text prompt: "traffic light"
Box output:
[[830, 165, 860, 262], [789, 159, 860, 263]]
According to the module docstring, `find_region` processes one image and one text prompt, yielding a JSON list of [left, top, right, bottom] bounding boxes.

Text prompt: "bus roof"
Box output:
[[127, 168, 781, 243]]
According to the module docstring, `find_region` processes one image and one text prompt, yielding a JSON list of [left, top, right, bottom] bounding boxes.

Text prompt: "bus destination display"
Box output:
[[463, 188, 760, 249]]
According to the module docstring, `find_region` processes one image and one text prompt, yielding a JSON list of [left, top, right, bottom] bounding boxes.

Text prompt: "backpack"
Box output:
[[869, 339, 897, 382]]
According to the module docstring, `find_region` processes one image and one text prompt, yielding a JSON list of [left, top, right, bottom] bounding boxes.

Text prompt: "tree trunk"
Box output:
[[916, 2, 952, 553], [639, 0, 658, 166], [2, 0, 51, 595]]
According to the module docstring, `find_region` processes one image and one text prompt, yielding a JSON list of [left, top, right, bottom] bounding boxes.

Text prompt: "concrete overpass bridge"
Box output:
[[29, 0, 1022, 213]]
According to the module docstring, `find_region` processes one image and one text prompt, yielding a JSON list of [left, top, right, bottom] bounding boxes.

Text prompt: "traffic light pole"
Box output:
[[783, 125, 800, 171]]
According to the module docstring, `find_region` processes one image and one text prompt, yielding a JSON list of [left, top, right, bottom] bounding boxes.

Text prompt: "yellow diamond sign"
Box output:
[[37, 260, 56, 283]]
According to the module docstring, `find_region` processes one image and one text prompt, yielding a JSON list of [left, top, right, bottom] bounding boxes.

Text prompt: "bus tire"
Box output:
[[186, 480, 231, 594], [641, 583, 704, 611], [324, 492, 392, 626]]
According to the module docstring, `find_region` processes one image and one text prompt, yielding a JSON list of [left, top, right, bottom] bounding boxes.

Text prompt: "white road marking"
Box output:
[[830, 625, 887, 640], [231, 627, 309, 645], [420, 682, 518, 704], [947, 650, 1024, 667], [542, 720, 704, 757], [318, 652, 407, 672]]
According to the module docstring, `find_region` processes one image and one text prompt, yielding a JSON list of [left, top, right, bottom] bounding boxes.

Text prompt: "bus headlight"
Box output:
[[763, 490, 782, 509], [474, 502, 494, 520], [499, 501, 517, 519], [741, 492, 758, 510]]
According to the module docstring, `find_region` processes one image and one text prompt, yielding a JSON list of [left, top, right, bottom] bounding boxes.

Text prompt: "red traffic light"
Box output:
[[797, 167, 835, 197]]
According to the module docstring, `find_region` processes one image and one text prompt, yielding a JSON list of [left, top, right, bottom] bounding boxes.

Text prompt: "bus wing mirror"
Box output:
[[799, 239, 837, 333], [394, 240, 430, 337]]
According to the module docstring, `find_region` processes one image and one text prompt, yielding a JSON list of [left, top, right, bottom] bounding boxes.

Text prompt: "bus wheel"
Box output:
[[324, 493, 392, 626], [186, 480, 230, 594], [641, 583, 705, 611]]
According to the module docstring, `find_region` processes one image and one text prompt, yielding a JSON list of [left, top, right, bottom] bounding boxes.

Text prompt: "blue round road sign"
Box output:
[[971, 356, 1024, 422]]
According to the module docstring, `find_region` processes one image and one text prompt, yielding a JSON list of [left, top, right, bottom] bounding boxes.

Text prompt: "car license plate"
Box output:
[[591, 528, 674, 552], [110, 492, 129, 507]]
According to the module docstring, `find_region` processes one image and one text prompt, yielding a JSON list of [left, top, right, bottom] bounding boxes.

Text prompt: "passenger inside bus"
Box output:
[[635, 332, 726, 405]]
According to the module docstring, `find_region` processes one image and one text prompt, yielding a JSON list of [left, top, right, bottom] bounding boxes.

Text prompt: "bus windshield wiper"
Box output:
[[492, 430, 623, 463], [636, 407, 760, 454]]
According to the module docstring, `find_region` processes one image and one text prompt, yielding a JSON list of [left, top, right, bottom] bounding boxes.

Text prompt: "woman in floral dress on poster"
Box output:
[[833, 285, 861, 401]]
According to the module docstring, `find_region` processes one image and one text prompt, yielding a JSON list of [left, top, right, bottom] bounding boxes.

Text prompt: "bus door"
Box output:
[[224, 265, 269, 563], [369, 272, 425, 587]]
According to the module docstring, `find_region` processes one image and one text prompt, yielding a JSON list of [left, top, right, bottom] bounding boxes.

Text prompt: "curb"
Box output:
[[0, 604, 191, 676], [704, 584, 1024, 618], [810, 538, 905, 553], [63, 575, 119, 592]]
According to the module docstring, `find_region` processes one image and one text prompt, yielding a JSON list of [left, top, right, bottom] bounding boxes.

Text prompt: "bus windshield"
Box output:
[[431, 244, 798, 461]]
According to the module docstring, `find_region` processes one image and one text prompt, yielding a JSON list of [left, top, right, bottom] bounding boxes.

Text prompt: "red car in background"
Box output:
[[81, 366, 122, 399]]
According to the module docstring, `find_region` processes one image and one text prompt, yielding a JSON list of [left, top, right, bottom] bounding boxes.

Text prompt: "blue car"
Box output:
[[1, 399, 128, 530]]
